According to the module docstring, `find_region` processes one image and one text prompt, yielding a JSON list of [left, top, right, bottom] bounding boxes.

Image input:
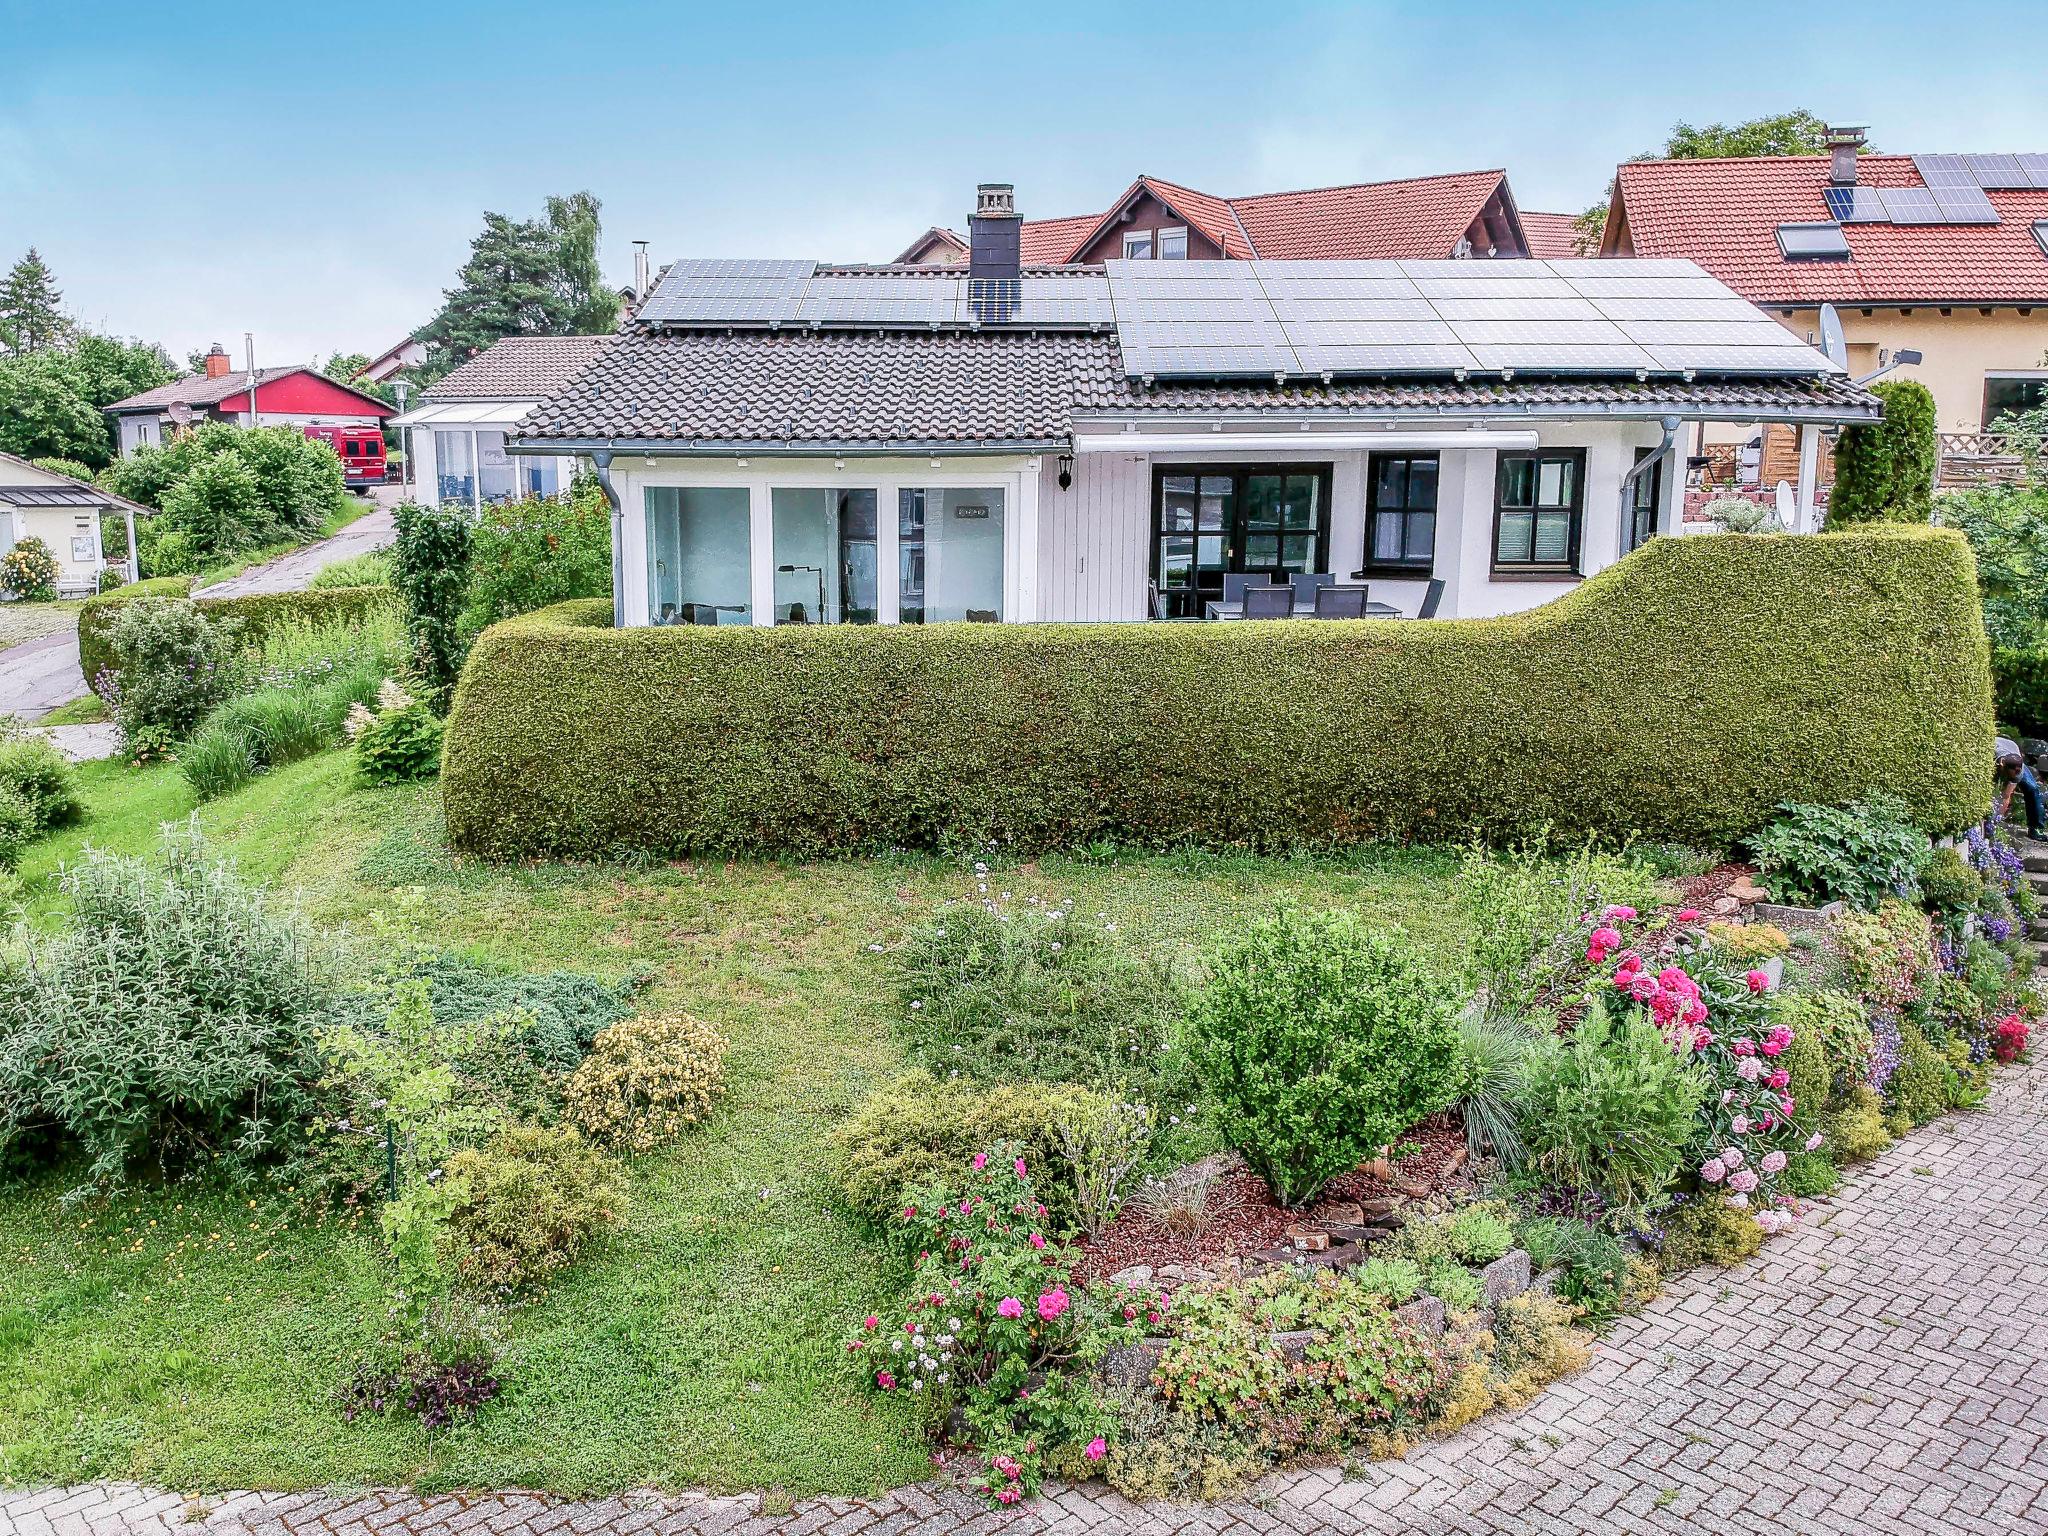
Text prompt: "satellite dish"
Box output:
[[1775, 479, 1798, 529], [1819, 303, 1848, 369], [167, 401, 193, 426]]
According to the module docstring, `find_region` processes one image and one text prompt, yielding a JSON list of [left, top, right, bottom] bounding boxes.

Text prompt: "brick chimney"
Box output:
[[1826, 125, 1867, 186], [969, 183, 1020, 281], [203, 343, 231, 379]]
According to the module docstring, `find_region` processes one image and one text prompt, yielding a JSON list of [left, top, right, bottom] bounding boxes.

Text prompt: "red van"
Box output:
[[301, 424, 390, 487]]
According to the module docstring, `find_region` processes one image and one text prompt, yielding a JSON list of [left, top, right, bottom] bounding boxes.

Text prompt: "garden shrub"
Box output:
[[1446, 1201, 1516, 1265], [0, 535, 59, 601], [96, 598, 241, 743], [1453, 1012, 1540, 1168], [565, 1010, 727, 1153], [459, 485, 611, 638], [1992, 645, 2048, 736], [0, 831, 332, 1188], [0, 736, 84, 842], [1705, 921, 1790, 963], [1781, 1150, 1839, 1197], [443, 528, 1993, 859], [1096, 1387, 1273, 1504], [1455, 839, 1665, 1018], [1352, 1255, 1424, 1303], [98, 421, 343, 561], [1828, 378, 1937, 526], [1520, 1218, 1632, 1322], [1885, 1021, 1955, 1125], [1826, 1084, 1893, 1163], [29, 456, 94, 482], [1746, 796, 1928, 910], [352, 691, 444, 785], [895, 896, 1187, 1098], [391, 501, 472, 708], [1652, 1195, 1764, 1272], [827, 1070, 1114, 1233], [1512, 1004, 1705, 1217], [1422, 1260, 1483, 1311], [1916, 845, 1985, 923], [0, 788, 36, 871], [442, 1123, 628, 1291], [1188, 908, 1463, 1208], [307, 550, 391, 590], [1770, 990, 1867, 1114], [1833, 901, 1937, 1009]]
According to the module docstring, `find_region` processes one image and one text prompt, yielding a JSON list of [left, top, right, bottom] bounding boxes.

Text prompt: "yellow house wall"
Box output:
[[1769, 306, 2048, 433]]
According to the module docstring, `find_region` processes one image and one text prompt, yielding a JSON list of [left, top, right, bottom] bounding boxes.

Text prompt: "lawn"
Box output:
[[0, 598, 83, 650], [0, 752, 1477, 1497]]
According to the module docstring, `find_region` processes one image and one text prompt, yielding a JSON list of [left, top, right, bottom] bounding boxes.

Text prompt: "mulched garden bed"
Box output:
[[1074, 1113, 1472, 1289], [1676, 861, 1765, 915]]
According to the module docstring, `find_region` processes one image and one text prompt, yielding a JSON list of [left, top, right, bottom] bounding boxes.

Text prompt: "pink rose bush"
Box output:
[[1574, 906, 1818, 1230], [845, 1140, 1164, 1506]]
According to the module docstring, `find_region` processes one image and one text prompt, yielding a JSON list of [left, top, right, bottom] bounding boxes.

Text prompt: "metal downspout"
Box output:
[[590, 448, 624, 627], [1620, 415, 1683, 540]]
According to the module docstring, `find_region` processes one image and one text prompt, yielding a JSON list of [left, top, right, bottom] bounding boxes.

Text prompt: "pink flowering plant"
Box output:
[[844, 1140, 1162, 1506], [1574, 907, 1817, 1228]]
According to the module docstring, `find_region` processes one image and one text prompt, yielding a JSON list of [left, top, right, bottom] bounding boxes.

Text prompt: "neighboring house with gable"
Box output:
[[0, 452, 153, 595], [391, 334, 613, 506], [104, 345, 396, 459], [513, 185, 1876, 632], [1602, 128, 2048, 452], [894, 171, 1550, 266]]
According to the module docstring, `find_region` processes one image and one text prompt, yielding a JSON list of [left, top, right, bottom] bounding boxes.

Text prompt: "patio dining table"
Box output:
[[1203, 593, 1404, 620]]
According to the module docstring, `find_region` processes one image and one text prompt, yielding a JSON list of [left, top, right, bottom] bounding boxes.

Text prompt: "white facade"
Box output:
[[0, 456, 120, 596], [603, 416, 1683, 629], [397, 402, 582, 508]]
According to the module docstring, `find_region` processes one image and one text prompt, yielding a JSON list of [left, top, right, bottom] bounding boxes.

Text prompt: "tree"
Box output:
[[413, 192, 616, 384], [392, 501, 474, 708], [1828, 378, 1938, 527], [0, 354, 107, 463], [64, 332, 175, 412], [1576, 111, 1847, 252], [0, 249, 70, 355]]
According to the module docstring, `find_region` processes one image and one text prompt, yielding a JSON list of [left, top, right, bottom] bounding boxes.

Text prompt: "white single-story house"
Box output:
[[391, 336, 612, 508], [0, 452, 151, 596], [512, 189, 1881, 628]]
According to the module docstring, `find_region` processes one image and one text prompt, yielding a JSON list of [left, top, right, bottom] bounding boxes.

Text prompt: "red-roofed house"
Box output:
[[106, 345, 397, 472], [1602, 130, 2048, 439], [1518, 211, 1586, 260], [894, 170, 1536, 266]]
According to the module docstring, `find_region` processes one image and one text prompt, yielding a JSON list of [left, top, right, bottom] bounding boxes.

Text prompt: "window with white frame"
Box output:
[[1158, 226, 1188, 260], [645, 486, 752, 625], [1122, 230, 1153, 259]]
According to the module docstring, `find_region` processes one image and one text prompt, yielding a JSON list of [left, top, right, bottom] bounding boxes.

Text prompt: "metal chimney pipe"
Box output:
[[633, 241, 650, 301], [244, 333, 260, 428]]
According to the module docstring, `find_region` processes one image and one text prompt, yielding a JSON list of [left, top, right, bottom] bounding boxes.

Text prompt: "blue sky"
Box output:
[[5, 0, 2047, 367]]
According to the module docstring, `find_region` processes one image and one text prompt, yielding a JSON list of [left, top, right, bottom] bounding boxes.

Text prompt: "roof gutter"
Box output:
[[1071, 397, 1879, 429], [508, 437, 1067, 458]]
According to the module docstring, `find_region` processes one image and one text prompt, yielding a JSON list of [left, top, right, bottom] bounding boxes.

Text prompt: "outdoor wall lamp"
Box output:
[[1057, 452, 1074, 490]]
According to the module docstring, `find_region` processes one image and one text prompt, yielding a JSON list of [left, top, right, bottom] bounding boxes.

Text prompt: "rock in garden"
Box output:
[[1323, 1223, 1392, 1246], [1102, 1339, 1166, 1387], [1287, 1226, 1330, 1253], [1531, 1267, 1563, 1297], [1395, 1296, 1447, 1336], [1357, 1197, 1403, 1224], [1727, 876, 1768, 902], [1322, 1200, 1365, 1226], [1272, 1329, 1315, 1364], [1108, 1265, 1154, 1288], [1713, 895, 1742, 915], [1308, 1241, 1365, 1270], [1481, 1248, 1532, 1307]]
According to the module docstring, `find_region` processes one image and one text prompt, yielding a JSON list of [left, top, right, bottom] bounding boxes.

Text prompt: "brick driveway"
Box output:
[[5, 1057, 2044, 1536]]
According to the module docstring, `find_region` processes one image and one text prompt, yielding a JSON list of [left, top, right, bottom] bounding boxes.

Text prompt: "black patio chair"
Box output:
[[1417, 578, 1446, 619], [1243, 584, 1294, 619], [1313, 584, 1370, 618]]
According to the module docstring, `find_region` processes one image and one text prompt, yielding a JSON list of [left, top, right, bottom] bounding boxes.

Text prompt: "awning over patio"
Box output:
[[390, 399, 537, 429]]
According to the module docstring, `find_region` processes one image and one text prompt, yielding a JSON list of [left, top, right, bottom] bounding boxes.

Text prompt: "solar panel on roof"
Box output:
[[1425, 296, 1603, 321], [1823, 186, 1886, 223], [1967, 154, 2028, 188], [1289, 343, 1481, 374], [1465, 343, 1659, 373], [2020, 154, 2048, 190], [1877, 187, 1943, 224]]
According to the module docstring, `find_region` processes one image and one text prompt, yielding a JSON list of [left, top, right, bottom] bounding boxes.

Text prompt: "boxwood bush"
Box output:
[[79, 579, 395, 693], [443, 527, 1991, 858]]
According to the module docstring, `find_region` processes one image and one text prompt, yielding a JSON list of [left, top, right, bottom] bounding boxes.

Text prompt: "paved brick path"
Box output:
[[6, 1057, 2044, 1536]]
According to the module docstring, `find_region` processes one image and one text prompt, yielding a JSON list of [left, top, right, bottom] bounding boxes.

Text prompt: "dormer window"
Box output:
[[1158, 226, 1189, 260], [1123, 230, 1154, 260]]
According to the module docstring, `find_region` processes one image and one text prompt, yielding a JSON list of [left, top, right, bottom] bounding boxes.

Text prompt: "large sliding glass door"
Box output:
[[1151, 464, 1331, 619], [899, 487, 1005, 623], [771, 488, 878, 624], [646, 487, 752, 625]]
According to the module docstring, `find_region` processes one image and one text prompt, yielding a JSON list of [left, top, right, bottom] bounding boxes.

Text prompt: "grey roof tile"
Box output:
[[516, 329, 1879, 449], [423, 334, 616, 400]]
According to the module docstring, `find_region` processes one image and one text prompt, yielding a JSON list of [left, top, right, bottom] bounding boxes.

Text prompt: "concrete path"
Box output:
[[33, 721, 120, 762], [3, 1056, 2042, 1535], [0, 626, 85, 722], [195, 502, 394, 599]]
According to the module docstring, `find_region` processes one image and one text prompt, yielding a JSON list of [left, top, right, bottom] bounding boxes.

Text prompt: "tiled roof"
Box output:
[[106, 366, 304, 412], [1610, 155, 2048, 305], [903, 171, 1514, 265], [424, 335, 616, 400], [1226, 170, 1507, 260], [516, 328, 1878, 449], [1519, 211, 1584, 260]]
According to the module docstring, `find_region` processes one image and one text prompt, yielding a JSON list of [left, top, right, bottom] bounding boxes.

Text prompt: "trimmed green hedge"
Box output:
[[78, 580, 395, 692], [443, 527, 1993, 860]]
